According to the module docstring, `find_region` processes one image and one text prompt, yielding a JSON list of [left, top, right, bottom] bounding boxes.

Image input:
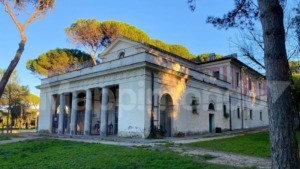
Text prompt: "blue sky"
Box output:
[[0, 0, 242, 96]]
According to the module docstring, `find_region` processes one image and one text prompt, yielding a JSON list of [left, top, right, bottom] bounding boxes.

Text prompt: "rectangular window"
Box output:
[[191, 97, 198, 114], [257, 82, 262, 99], [260, 111, 263, 121], [223, 105, 228, 118], [250, 109, 253, 119], [236, 72, 240, 87], [248, 78, 252, 90], [237, 108, 240, 119], [213, 71, 220, 79]]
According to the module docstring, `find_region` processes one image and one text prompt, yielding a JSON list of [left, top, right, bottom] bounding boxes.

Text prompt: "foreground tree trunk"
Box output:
[[258, 0, 300, 168], [0, 41, 25, 98]]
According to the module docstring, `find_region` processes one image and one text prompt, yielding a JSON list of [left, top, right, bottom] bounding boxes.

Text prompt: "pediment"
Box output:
[[100, 37, 140, 57]]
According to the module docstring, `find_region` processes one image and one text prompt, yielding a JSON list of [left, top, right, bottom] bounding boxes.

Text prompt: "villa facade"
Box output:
[[37, 37, 268, 138]]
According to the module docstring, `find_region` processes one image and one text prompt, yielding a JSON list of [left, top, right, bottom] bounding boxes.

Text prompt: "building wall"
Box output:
[[118, 73, 147, 138], [231, 64, 267, 101], [38, 39, 269, 137], [143, 66, 268, 137], [143, 68, 231, 136], [173, 80, 230, 135], [230, 93, 268, 130], [38, 92, 55, 133]]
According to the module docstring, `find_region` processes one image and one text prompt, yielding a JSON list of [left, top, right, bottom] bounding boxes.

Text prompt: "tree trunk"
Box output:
[[91, 57, 97, 66], [258, 0, 300, 168], [0, 41, 25, 98], [6, 112, 9, 133]]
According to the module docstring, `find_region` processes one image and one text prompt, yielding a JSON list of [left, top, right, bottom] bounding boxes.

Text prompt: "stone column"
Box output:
[[50, 94, 56, 134], [58, 93, 65, 134], [70, 91, 78, 135], [84, 89, 92, 135], [100, 87, 109, 136]]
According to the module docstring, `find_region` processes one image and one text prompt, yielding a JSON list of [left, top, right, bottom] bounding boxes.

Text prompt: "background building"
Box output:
[[37, 37, 268, 138]]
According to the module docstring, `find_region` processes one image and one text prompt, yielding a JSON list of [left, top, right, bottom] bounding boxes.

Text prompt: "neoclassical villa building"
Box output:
[[37, 37, 268, 138]]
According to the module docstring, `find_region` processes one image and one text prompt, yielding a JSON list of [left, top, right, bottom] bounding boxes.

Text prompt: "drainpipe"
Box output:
[[150, 72, 155, 136], [240, 67, 244, 130], [229, 95, 232, 131]]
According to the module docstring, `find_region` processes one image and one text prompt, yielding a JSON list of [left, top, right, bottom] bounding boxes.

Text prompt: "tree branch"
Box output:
[[3, 0, 26, 42], [248, 30, 264, 51], [240, 46, 265, 69], [22, 9, 40, 30]]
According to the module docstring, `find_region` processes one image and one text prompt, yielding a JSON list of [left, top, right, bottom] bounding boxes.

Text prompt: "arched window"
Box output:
[[118, 51, 125, 59], [208, 103, 215, 111], [77, 92, 86, 107]]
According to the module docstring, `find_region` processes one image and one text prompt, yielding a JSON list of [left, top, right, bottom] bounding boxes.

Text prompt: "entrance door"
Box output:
[[63, 114, 70, 134], [113, 87, 119, 135], [107, 86, 119, 135], [160, 110, 172, 137], [209, 114, 214, 133], [52, 114, 58, 134], [76, 92, 86, 135], [76, 112, 85, 135], [159, 94, 173, 137], [114, 110, 118, 134]]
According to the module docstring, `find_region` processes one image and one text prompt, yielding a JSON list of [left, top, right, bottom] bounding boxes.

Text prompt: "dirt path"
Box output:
[[0, 132, 41, 145], [0, 137, 38, 145], [54, 137, 271, 169], [167, 146, 271, 169]]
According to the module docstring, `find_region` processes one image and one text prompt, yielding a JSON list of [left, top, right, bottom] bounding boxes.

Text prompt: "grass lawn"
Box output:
[[189, 131, 300, 158], [0, 134, 22, 141], [0, 136, 12, 141], [0, 139, 249, 169]]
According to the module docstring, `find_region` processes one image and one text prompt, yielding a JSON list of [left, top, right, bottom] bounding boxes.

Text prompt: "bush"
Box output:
[[175, 132, 185, 138], [148, 126, 165, 139], [223, 112, 230, 118], [30, 120, 35, 126]]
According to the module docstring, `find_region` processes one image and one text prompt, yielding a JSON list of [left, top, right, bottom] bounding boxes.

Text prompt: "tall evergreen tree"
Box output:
[[26, 48, 91, 76]]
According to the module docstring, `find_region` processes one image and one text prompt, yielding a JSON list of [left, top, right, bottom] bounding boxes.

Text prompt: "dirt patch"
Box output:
[[167, 146, 271, 169]]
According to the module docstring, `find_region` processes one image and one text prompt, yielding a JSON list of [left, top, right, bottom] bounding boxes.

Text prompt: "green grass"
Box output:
[[0, 136, 11, 141], [0, 139, 247, 169], [189, 132, 300, 158], [0, 134, 22, 141]]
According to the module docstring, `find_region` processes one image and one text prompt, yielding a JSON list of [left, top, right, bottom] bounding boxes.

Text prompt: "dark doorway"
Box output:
[[76, 112, 85, 135], [107, 86, 119, 135], [51, 94, 59, 134], [52, 114, 58, 134], [209, 114, 215, 133], [76, 92, 86, 135], [159, 94, 173, 137]]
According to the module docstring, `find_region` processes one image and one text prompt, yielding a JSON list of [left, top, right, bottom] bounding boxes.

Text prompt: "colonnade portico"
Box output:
[[55, 86, 113, 136]]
